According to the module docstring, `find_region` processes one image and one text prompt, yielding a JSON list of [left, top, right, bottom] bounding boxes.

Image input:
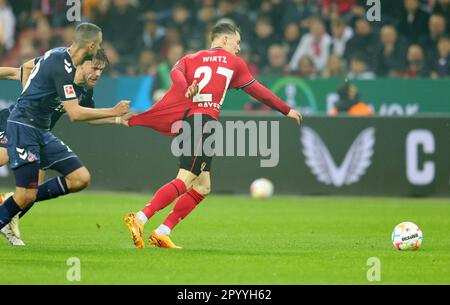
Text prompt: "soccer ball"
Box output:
[[250, 178, 274, 199], [391, 222, 423, 251]]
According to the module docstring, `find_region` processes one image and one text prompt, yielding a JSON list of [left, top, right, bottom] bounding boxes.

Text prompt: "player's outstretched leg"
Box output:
[[124, 169, 194, 249], [149, 172, 210, 249], [123, 178, 187, 249], [18, 164, 90, 219]]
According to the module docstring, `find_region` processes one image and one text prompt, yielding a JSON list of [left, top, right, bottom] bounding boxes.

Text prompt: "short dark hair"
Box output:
[[74, 22, 102, 47], [210, 22, 241, 41], [92, 48, 109, 67]]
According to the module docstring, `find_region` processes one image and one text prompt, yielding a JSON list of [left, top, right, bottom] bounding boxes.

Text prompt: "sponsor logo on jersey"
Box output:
[[64, 85, 76, 99]]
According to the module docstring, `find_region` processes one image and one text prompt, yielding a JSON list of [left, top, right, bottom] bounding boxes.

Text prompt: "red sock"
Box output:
[[141, 179, 187, 219], [163, 189, 205, 230]]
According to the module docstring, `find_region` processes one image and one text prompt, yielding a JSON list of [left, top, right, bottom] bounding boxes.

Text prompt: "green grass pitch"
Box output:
[[0, 192, 449, 284]]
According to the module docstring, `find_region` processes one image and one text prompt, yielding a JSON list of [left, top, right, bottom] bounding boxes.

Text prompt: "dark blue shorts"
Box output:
[[6, 120, 82, 172]]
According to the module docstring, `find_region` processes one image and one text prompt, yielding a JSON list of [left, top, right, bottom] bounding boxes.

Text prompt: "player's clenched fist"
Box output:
[[287, 109, 303, 125], [185, 80, 198, 99], [114, 100, 130, 116], [120, 112, 137, 127]]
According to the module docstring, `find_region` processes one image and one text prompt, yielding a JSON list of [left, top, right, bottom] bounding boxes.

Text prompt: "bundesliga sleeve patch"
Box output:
[[64, 84, 76, 99]]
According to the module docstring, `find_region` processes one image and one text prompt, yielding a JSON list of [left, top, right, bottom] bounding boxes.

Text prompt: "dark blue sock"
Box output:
[[0, 196, 21, 230], [19, 177, 69, 219], [36, 176, 69, 202]]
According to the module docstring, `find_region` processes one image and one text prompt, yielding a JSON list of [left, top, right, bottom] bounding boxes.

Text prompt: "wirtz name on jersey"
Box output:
[[202, 56, 228, 63]]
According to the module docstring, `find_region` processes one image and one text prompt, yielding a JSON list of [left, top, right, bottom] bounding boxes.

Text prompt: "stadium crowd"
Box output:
[[1, 0, 450, 81]]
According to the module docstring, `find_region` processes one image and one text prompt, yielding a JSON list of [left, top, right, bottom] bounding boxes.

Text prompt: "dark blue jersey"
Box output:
[[49, 85, 95, 129], [1, 85, 95, 132], [8, 47, 78, 129]]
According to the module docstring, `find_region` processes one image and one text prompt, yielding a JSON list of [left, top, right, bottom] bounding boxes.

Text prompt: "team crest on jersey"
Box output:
[[27, 152, 37, 162], [64, 85, 76, 99]]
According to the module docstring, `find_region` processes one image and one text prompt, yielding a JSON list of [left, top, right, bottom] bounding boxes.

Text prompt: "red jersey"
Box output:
[[129, 48, 290, 136], [174, 47, 255, 119]]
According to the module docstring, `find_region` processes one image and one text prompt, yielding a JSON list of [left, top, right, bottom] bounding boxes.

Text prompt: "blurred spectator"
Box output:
[[138, 49, 158, 75], [282, 22, 302, 60], [344, 18, 378, 67], [19, 37, 38, 64], [239, 42, 260, 77], [379, 0, 405, 25], [90, 0, 111, 32], [136, 14, 165, 52], [374, 25, 408, 77], [432, 0, 450, 33], [152, 43, 185, 97], [0, 0, 16, 52], [216, 0, 253, 39], [103, 0, 140, 57], [420, 14, 447, 55], [347, 53, 376, 80], [102, 42, 123, 77], [329, 17, 353, 58], [330, 81, 373, 116], [33, 16, 53, 54], [171, 4, 195, 49], [398, 0, 430, 45], [261, 44, 289, 76], [321, 53, 347, 78], [403, 44, 430, 78], [2, 0, 448, 80], [258, 0, 285, 34], [321, 0, 357, 22], [282, 0, 318, 30], [158, 24, 184, 59], [252, 16, 280, 67], [62, 25, 75, 47], [295, 56, 317, 79], [430, 35, 450, 78], [193, 3, 217, 49], [289, 16, 331, 73]]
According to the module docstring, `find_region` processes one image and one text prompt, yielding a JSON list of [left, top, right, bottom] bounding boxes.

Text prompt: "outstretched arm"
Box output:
[[0, 67, 20, 80], [87, 112, 136, 126], [63, 100, 130, 122], [243, 81, 302, 125]]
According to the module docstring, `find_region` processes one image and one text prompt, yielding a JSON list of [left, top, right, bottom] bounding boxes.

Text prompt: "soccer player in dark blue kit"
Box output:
[[0, 23, 129, 232], [0, 48, 132, 245]]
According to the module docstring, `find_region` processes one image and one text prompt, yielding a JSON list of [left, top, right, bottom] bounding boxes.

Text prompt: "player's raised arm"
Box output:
[[242, 81, 302, 125], [21, 58, 37, 88], [63, 99, 129, 122], [0, 67, 21, 80]]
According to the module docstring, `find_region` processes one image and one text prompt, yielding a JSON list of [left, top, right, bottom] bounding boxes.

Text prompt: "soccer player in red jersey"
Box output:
[[124, 23, 302, 249]]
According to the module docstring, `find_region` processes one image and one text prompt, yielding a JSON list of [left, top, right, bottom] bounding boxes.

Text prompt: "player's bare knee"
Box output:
[[66, 168, 91, 192]]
